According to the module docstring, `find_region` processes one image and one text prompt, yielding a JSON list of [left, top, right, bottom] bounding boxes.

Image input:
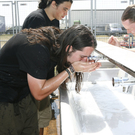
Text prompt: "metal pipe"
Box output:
[[132, 34, 133, 48], [94, 0, 96, 37], [112, 77, 135, 87], [91, 0, 93, 34], [88, 55, 106, 62], [129, 34, 130, 48], [65, 15, 67, 29], [68, 9, 71, 27], [17, 1, 21, 31], [14, 1, 18, 34], [11, 1, 15, 35]]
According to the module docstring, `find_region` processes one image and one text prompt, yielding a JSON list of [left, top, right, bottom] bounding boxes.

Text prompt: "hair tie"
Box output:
[[47, 0, 52, 6]]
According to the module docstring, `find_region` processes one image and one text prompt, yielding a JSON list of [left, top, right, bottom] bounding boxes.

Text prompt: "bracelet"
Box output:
[[65, 68, 71, 78], [65, 65, 75, 79], [69, 65, 75, 74]]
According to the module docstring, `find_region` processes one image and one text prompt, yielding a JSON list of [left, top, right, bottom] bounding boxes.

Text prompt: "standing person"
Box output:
[[22, 0, 73, 134], [22, 0, 73, 29], [108, 4, 135, 52], [0, 25, 101, 135]]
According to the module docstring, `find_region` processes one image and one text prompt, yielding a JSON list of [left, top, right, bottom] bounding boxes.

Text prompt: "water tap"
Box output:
[[112, 77, 135, 87], [88, 55, 105, 62]]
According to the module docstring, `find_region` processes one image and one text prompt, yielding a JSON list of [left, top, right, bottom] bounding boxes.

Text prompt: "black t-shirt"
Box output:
[[0, 33, 57, 103], [22, 8, 59, 81], [22, 9, 59, 29]]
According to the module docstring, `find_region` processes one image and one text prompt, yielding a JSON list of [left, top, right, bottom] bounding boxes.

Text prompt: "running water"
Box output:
[[66, 81, 135, 135]]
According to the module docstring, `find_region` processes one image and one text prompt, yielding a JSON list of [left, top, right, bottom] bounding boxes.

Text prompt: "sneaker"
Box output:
[[50, 92, 58, 99]]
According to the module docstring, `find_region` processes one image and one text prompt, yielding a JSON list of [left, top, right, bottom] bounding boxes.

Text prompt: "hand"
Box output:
[[72, 61, 101, 72], [108, 36, 120, 47]]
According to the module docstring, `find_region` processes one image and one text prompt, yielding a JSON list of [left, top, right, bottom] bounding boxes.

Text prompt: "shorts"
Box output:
[[36, 96, 52, 128], [0, 94, 39, 135]]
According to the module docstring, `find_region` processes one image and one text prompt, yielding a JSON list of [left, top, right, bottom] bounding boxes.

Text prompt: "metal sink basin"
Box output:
[[60, 69, 135, 135]]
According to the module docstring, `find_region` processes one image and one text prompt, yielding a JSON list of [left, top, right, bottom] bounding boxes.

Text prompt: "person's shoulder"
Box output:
[[30, 44, 51, 58], [26, 9, 45, 22], [28, 9, 43, 17], [13, 33, 27, 40]]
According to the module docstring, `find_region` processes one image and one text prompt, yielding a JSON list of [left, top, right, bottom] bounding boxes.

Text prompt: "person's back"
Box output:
[[0, 34, 30, 103], [22, 0, 73, 135]]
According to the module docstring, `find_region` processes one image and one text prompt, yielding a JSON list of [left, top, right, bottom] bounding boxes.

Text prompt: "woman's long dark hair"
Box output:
[[38, 0, 73, 9], [21, 25, 97, 93], [21, 26, 61, 62], [56, 25, 97, 92]]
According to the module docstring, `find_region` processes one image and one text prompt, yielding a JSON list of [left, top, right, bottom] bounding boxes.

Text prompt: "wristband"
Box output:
[[65, 68, 71, 78], [69, 65, 75, 74]]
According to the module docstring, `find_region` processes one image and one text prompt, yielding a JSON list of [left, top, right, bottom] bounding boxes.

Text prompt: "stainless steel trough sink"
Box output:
[[60, 68, 135, 135]]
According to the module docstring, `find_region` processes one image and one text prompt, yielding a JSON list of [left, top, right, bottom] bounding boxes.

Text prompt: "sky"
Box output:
[[0, 0, 131, 28]]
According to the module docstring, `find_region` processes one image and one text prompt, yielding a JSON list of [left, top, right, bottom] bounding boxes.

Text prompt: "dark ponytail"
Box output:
[[38, 0, 73, 9], [38, 0, 52, 9]]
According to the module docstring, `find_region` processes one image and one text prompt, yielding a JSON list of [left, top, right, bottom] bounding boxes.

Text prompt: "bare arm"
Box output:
[[27, 70, 68, 101], [28, 61, 101, 101], [108, 35, 135, 52]]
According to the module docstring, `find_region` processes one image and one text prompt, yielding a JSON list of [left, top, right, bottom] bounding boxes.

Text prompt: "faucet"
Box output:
[[112, 77, 135, 87], [112, 77, 135, 93], [88, 55, 106, 62]]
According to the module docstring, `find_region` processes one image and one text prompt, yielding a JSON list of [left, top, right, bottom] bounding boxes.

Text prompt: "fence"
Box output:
[[0, 0, 135, 49], [0, 0, 39, 48]]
